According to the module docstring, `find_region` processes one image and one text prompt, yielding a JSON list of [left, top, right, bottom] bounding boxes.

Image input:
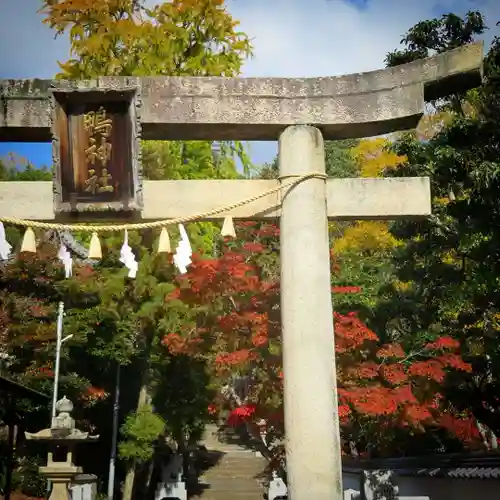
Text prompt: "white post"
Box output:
[[51, 301, 73, 424], [279, 125, 342, 499], [47, 300, 65, 498], [51, 301, 65, 422], [107, 363, 121, 500]]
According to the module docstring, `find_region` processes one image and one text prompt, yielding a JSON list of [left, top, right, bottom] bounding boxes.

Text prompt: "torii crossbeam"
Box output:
[[0, 43, 482, 142], [0, 42, 483, 500]]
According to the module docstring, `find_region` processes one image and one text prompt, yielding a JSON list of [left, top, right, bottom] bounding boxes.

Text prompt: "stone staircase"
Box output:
[[191, 424, 267, 499]]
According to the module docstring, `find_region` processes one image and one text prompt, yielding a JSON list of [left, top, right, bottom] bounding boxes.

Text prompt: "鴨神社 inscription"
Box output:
[[51, 86, 143, 215], [83, 106, 114, 195]]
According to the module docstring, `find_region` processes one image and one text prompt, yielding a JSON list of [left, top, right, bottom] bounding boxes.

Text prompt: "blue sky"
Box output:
[[1, 0, 499, 170]]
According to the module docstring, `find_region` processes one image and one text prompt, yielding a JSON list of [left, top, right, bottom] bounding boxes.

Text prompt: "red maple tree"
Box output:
[[0, 242, 107, 406], [162, 222, 483, 459]]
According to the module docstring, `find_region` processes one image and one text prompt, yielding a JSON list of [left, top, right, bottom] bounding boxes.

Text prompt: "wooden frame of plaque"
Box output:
[[50, 82, 143, 216]]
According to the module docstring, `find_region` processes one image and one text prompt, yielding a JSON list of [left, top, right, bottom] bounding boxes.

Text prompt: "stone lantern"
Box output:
[[25, 396, 99, 500]]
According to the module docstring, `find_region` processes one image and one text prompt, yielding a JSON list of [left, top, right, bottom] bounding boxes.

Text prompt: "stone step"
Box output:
[[201, 466, 265, 478], [192, 495, 264, 500], [198, 482, 263, 489], [202, 459, 264, 469], [200, 474, 264, 482], [201, 474, 263, 481], [201, 469, 264, 478], [201, 471, 264, 478], [193, 495, 264, 499], [194, 425, 267, 499], [191, 490, 265, 498]]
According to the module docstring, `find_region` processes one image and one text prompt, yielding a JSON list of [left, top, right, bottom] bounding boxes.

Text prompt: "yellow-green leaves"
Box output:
[[40, 0, 252, 79], [333, 138, 404, 256], [351, 138, 407, 178]]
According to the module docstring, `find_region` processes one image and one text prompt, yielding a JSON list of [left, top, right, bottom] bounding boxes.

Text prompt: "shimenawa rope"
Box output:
[[0, 173, 327, 233]]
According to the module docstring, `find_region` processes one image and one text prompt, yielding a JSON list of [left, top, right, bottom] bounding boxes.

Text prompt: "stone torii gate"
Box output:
[[0, 42, 482, 499]]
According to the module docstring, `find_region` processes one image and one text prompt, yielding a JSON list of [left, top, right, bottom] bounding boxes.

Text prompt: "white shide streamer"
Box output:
[[57, 243, 73, 278], [119, 229, 138, 279], [173, 224, 192, 274], [0, 222, 11, 261]]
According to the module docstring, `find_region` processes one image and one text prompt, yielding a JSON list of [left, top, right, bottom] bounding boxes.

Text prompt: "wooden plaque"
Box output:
[[51, 84, 143, 215]]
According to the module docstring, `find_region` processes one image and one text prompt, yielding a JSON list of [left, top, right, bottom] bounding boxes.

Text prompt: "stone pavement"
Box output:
[[190, 425, 267, 500]]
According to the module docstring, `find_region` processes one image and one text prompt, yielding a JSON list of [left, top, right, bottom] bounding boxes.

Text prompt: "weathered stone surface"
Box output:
[[0, 177, 430, 222], [0, 42, 482, 141], [191, 425, 266, 500]]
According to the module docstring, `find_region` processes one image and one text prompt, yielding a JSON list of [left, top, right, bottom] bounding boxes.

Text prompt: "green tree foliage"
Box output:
[[119, 405, 166, 463], [39, 0, 253, 178], [385, 11, 487, 114], [30, 1, 254, 497], [0, 155, 52, 181], [0, 240, 114, 498], [376, 12, 500, 440], [0, 242, 101, 401], [41, 0, 251, 79], [257, 139, 359, 179], [324, 139, 360, 178], [385, 11, 486, 66], [0, 234, 113, 495], [330, 138, 406, 316], [141, 141, 243, 181], [258, 137, 399, 319]]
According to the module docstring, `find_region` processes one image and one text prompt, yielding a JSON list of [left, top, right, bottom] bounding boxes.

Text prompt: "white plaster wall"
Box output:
[[397, 476, 500, 500]]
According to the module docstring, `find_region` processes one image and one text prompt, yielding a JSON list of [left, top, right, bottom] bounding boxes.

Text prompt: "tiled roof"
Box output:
[[0, 374, 49, 400], [446, 467, 500, 479], [343, 452, 500, 480]]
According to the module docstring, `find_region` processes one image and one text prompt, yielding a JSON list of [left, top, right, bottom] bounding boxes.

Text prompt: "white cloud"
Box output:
[[231, 0, 499, 78], [1, 0, 499, 166], [226, 0, 500, 164]]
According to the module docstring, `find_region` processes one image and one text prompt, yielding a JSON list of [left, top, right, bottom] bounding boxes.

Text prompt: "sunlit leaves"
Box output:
[[119, 404, 166, 463], [380, 12, 500, 442], [40, 0, 252, 79], [158, 221, 478, 459], [41, 0, 254, 188]]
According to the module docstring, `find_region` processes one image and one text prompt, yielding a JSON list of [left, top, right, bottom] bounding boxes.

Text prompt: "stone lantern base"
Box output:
[[40, 465, 82, 500]]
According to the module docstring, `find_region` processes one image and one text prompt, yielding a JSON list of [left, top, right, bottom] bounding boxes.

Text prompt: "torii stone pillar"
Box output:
[[279, 126, 341, 498], [0, 42, 484, 500]]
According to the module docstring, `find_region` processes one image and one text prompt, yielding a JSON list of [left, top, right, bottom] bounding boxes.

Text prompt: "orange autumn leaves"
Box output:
[[160, 221, 476, 447], [337, 326, 472, 425], [335, 307, 473, 432]]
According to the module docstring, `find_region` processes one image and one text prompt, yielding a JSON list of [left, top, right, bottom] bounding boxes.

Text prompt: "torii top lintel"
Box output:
[[0, 42, 483, 143]]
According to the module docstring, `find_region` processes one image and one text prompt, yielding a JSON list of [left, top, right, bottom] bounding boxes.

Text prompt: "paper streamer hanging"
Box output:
[[57, 243, 73, 278], [20, 228, 37, 253], [88, 232, 102, 260], [157, 227, 171, 253], [0, 222, 11, 261], [221, 216, 236, 238], [119, 230, 138, 278], [173, 224, 192, 274]]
